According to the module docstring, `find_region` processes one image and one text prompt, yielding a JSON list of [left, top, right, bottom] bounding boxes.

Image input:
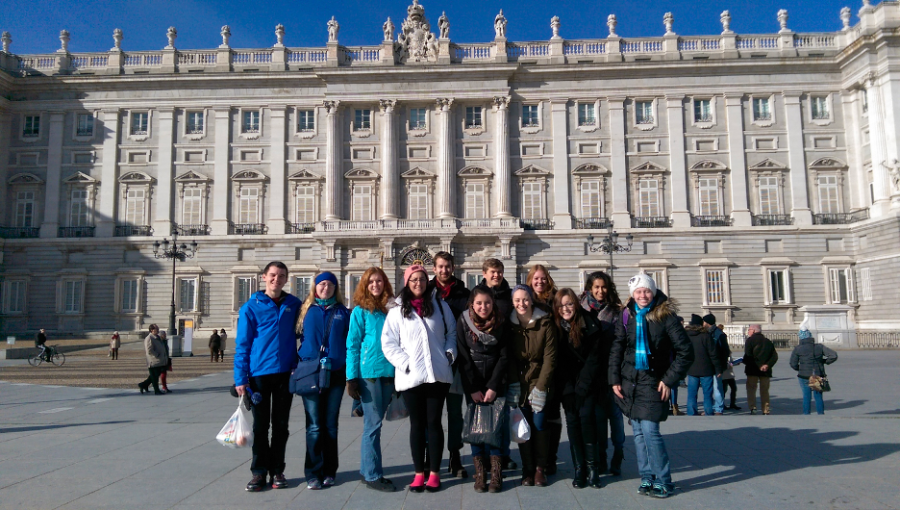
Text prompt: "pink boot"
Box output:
[[409, 473, 425, 493], [425, 472, 441, 492]]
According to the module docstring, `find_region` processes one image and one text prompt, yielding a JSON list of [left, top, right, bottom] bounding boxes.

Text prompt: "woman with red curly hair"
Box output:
[[346, 267, 397, 492]]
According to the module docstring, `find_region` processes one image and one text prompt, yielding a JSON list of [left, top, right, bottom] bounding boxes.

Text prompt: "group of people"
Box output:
[[138, 325, 172, 394]]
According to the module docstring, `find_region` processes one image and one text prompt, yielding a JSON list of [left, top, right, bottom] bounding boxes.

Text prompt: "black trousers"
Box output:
[[723, 378, 738, 406], [403, 382, 450, 473], [141, 366, 164, 392], [249, 372, 294, 476]]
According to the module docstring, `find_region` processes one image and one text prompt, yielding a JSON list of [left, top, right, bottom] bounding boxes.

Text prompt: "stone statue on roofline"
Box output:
[[438, 11, 449, 39], [397, 0, 438, 63], [383, 18, 395, 42], [495, 10, 507, 39], [327, 16, 340, 42]]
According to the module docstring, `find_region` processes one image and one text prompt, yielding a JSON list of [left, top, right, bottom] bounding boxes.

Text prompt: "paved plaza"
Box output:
[[1, 349, 898, 510]]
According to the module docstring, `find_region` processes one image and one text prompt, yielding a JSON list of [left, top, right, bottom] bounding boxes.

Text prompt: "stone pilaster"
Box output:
[[324, 100, 342, 220], [866, 75, 891, 217], [725, 94, 751, 226], [783, 92, 812, 225], [843, 89, 867, 211], [666, 96, 691, 227], [608, 97, 630, 227], [268, 106, 287, 234], [40, 112, 65, 238], [210, 108, 231, 235], [379, 100, 398, 219], [436, 98, 455, 219], [0, 111, 9, 226], [96, 109, 120, 237], [154, 108, 175, 236], [877, 74, 900, 209], [550, 100, 573, 228], [493, 96, 512, 218]]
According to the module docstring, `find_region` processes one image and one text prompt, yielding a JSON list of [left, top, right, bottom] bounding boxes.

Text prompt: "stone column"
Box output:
[[844, 89, 868, 211], [268, 106, 287, 234], [725, 94, 752, 226], [493, 96, 512, 218], [876, 73, 900, 209], [96, 109, 120, 237], [324, 100, 342, 220], [380, 99, 398, 219], [866, 75, 890, 216], [436, 98, 455, 219], [210, 108, 231, 235], [666, 96, 691, 227], [0, 111, 10, 226], [608, 97, 631, 227], [550, 100, 573, 228], [783, 92, 812, 225], [40, 112, 65, 238], [154, 108, 175, 236]]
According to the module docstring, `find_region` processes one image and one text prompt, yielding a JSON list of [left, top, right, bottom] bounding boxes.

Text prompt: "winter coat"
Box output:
[[220, 332, 227, 351], [507, 304, 557, 406], [431, 276, 471, 320], [743, 332, 778, 377], [480, 279, 513, 321], [710, 327, 731, 371], [790, 337, 838, 379], [110, 334, 121, 350], [381, 292, 458, 392], [686, 325, 725, 378], [298, 302, 351, 371], [346, 306, 395, 380], [145, 333, 169, 368], [233, 291, 302, 387], [209, 332, 221, 349], [555, 308, 611, 402], [609, 291, 693, 423], [35, 332, 46, 348], [456, 310, 509, 395]]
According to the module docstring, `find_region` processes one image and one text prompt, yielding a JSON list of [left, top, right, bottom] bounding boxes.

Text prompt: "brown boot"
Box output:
[[534, 466, 547, 487], [473, 455, 487, 493], [672, 404, 681, 416], [489, 455, 503, 493]]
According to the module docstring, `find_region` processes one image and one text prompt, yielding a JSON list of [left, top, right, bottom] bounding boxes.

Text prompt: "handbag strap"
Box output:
[[319, 308, 337, 359]]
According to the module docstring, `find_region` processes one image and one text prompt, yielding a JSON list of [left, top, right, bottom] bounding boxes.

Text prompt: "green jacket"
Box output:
[[346, 306, 395, 380]]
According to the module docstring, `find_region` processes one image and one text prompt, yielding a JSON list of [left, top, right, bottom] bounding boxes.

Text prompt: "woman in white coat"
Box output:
[[382, 264, 457, 493]]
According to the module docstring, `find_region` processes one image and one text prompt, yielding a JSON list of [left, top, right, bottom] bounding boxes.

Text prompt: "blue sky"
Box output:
[[0, 0, 880, 54]]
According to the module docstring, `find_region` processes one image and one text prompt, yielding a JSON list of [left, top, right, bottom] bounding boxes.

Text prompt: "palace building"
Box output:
[[1, 1, 899, 347]]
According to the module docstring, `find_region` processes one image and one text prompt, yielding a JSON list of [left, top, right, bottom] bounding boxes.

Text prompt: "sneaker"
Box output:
[[651, 483, 674, 498], [365, 477, 396, 492], [246, 474, 266, 492], [271, 473, 288, 489], [307, 478, 323, 490], [637, 479, 653, 495], [323, 476, 335, 487]]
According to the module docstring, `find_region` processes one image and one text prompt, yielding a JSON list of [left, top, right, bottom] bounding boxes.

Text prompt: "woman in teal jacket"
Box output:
[[346, 267, 396, 492]]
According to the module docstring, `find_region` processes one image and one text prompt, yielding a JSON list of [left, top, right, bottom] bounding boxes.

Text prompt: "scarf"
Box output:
[[434, 277, 455, 300], [410, 297, 425, 316], [559, 319, 572, 332], [469, 308, 496, 334], [634, 301, 652, 371], [464, 309, 499, 346], [315, 296, 337, 308], [585, 293, 603, 311]]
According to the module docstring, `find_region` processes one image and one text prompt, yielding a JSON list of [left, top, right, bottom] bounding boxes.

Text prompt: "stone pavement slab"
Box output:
[[0, 350, 898, 510]]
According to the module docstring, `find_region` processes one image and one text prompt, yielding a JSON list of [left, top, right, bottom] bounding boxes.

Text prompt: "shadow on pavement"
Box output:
[[1, 420, 134, 433]]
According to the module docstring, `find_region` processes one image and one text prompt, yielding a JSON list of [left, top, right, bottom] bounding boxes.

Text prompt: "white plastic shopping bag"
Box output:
[[216, 397, 254, 448], [509, 406, 531, 444]]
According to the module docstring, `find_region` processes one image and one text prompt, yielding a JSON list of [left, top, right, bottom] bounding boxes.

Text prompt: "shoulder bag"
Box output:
[[290, 308, 336, 396]]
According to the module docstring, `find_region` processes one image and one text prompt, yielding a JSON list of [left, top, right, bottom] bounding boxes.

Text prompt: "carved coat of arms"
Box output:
[[396, 0, 438, 63]]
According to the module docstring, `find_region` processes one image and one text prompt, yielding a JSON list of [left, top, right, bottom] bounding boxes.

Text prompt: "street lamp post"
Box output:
[[153, 230, 198, 337], [587, 224, 634, 279]]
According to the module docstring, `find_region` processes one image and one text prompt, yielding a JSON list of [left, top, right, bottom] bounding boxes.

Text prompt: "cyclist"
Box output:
[[35, 329, 50, 361]]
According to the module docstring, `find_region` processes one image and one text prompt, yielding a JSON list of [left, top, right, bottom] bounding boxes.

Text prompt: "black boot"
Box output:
[[585, 443, 602, 488], [610, 448, 624, 476], [545, 422, 562, 475], [449, 449, 468, 478], [570, 442, 588, 489]]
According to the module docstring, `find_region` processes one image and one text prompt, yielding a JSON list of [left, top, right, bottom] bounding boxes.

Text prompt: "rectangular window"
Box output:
[[5, 281, 26, 313], [465, 106, 483, 129], [753, 98, 771, 121], [237, 277, 253, 305], [131, 112, 149, 135], [182, 187, 202, 225], [829, 268, 852, 304], [352, 185, 372, 221], [694, 99, 712, 122], [769, 269, 786, 304], [758, 176, 780, 214], [522, 105, 539, 127], [465, 182, 485, 218], [860, 268, 872, 301], [348, 275, 362, 305], [578, 103, 596, 126], [23, 115, 40, 137], [16, 191, 35, 228], [239, 188, 259, 224], [581, 180, 601, 218], [641, 269, 667, 294], [242, 110, 260, 133], [295, 276, 312, 299], [297, 110, 315, 131], [179, 278, 197, 311], [354, 109, 371, 130], [636, 101, 653, 124], [818, 175, 840, 214], [811, 96, 829, 120], [69, 189, 89, 227], [408, 184, 428, 219], [295, 186, 315, 223], [125, 188, 145, 225], [186, 111, 204, 134], [862, 90, 868, 114], [638, 179, 660, 217], [76, 114, 93, 136], [705, 269, 727, 305], [410, 108, 427, 130], [521, 182, 542, 219], [64, 280, 83, 313], [121, 279, 138, 312], [698, 178, 720, 216]]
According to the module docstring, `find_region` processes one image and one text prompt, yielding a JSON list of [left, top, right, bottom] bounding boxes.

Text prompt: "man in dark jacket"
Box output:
[[430, 251, 471, 478], [209, 330, 222, 362], [480, 258, 512, 320], [743, 324, 778, 415], [35, 328, 48, 361], [685, 315, 725, 416], [703, 314, 730, 414]]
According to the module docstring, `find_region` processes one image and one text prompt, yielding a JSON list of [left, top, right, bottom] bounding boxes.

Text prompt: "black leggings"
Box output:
[[403, 382, 450, 473], [723, 378, 738, 405]]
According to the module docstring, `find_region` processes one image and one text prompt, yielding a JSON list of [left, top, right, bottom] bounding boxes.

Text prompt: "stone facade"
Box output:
[[1, 2, 900, 343]]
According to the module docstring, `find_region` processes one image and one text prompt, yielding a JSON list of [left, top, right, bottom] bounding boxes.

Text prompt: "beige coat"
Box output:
[[144, 333, 169, 368], [110, 335, 121, 349]]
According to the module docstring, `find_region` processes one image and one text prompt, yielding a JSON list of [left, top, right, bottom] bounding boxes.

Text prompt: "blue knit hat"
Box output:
[[315, 271, 338, 287], [511, 284, 533, 300], [799, 329, 813, 341]]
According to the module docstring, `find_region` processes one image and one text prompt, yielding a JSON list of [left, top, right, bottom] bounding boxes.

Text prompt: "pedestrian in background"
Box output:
[[790, 326, 838, 415], [35, 328, 49, 362], [704, 315, 730, 415], [158, 331, 171, 393], [209, 329, 222, 362], [220, 329, 228, 357], [743, 324, 778, 415], [684, 315, 724, 416], [110, 331, 120, 360], [139, 324, 168, 395]]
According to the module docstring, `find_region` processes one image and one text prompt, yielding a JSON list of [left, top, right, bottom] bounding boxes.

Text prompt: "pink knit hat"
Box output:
[[403, 264, 428, 286]]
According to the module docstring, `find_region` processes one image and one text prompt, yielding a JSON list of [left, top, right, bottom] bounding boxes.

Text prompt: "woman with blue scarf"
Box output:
[[610, 274, 693, 499], [296, 272, 351, 490]]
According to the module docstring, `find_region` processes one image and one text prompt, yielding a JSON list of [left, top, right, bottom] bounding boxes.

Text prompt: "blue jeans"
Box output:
[[359, 377, 394, 482], [687, 375, 715, 416], [798, 377, 825, 415], [632, 418, 672, 486], [301, 383, 344, 480], [712, 376, 725, 413], [670, 383, 679, 407]]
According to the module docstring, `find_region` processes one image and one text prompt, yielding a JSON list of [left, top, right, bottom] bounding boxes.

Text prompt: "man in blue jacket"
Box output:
[[234, 261, 302, 492]]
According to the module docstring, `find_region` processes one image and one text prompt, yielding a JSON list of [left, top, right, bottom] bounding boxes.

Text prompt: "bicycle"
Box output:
[[28, 345, 66, 367]]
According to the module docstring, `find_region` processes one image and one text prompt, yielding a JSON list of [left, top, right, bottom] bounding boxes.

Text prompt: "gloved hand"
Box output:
[[507, 382, 521, 407], [346, 379, 361, 400], [529, 387, 547, 413]]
